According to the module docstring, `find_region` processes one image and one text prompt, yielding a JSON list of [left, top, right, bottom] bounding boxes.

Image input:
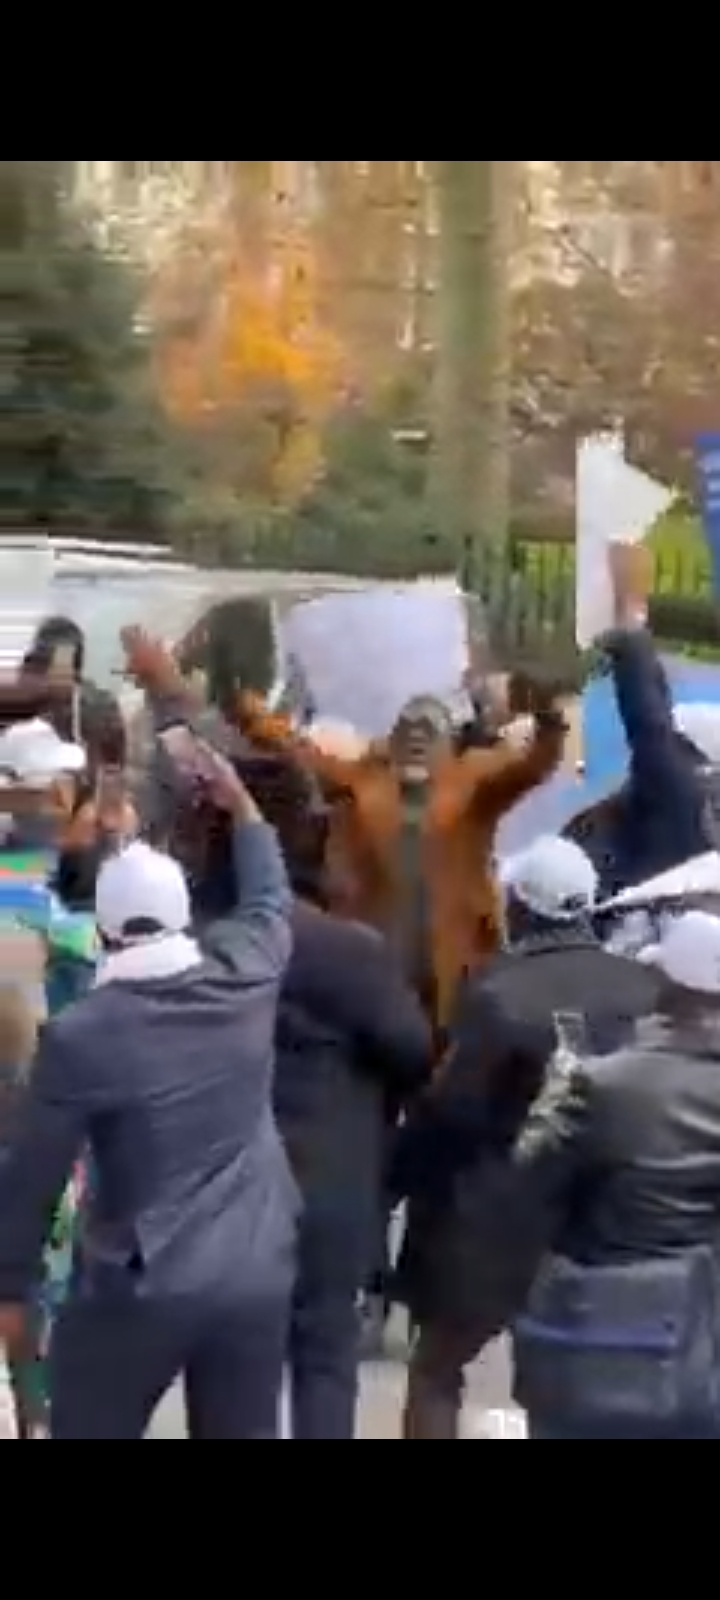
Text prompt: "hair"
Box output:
[[54, 840, 107, 912], [172, 749, 330, 922], [23, 616, 85, 680]]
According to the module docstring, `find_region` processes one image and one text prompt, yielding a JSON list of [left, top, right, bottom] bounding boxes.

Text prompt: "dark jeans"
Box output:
[[50, 1290, 291, 1441], [404, 1322, 493, 1440], [289, 1204, 365, 1441]]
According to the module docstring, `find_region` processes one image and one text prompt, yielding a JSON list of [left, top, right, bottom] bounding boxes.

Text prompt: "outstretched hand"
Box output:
[[121, 628, 181, 694]]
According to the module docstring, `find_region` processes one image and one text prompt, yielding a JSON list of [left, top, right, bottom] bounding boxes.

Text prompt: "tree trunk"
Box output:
[[431, 161, 514, 555]]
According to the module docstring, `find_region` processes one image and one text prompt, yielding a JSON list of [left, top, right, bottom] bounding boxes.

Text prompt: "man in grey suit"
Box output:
[[0, 757, 299, 1440]]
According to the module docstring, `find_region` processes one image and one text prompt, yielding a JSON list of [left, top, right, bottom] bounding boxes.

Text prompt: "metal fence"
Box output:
[[11, 523, 717, 686], [473, 539, 715, 684]]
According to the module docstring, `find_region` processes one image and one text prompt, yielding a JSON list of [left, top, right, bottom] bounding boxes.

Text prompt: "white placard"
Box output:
[[576, 437, 675, 650], [283, 580, 473, 739]]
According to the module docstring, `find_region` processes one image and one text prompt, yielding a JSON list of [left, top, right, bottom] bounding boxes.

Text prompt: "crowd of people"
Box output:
[[2, 543, 720, 1440]]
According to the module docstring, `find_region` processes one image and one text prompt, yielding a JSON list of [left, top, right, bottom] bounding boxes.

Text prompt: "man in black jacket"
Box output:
[[395, 835, 657, 1440], [275, 820, 433, 1440], [513, 909, 720, 1440]]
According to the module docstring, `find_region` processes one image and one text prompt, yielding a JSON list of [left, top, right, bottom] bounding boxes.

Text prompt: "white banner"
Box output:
[[576, 437, 675, 649]]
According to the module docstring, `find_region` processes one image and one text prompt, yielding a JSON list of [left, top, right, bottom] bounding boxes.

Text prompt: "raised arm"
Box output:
[[237, 692, 370, 799], [121, 628, 229, 747], [512, 1055, 597, 1219], [435, 703, 567, 829], [604, 544, 701, 804], [203, 758, 294, 985]]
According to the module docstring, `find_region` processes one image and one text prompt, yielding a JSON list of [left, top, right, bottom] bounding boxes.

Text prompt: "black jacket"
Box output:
[[393, 926, 656, 1332], [516, 1013, 720, 1268], [274, 903, 433, 1279], [566, 631, 712, 896]]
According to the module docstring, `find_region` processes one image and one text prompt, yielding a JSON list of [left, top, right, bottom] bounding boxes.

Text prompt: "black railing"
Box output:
[[16, 521, 718, 683]]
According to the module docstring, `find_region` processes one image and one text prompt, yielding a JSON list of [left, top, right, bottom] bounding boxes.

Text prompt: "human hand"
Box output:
[[609, 543, 653, 626], [121, 628, 181, 694], [204, 748, 262, 823]]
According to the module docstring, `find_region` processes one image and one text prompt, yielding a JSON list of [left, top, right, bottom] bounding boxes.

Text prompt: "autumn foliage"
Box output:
[[156, 213, 348, 504]]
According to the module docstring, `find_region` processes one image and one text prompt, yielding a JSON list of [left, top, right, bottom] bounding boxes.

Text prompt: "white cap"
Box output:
[[96, 841, 191, 942], [0, 719, 86, 788], [674, 704, 720, 765], [501, 836, 599, 922], [640, 910, 720, 995]]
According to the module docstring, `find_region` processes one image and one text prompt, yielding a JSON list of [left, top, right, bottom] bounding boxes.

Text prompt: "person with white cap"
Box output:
[[0, 717, 88, 851], [511, 907, 720, 1440], [395, 834, 658, 1441], [0, 750, 299, 1441]]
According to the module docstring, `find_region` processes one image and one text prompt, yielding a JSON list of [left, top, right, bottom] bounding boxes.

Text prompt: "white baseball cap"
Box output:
[[640, 910, 720, 995], [0, 719, 86, 788], [501, 836, 599, 922], [96, 841, 191, 942]]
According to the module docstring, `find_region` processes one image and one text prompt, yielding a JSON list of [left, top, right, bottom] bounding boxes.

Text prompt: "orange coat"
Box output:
[[239, 698, 566, 1027]]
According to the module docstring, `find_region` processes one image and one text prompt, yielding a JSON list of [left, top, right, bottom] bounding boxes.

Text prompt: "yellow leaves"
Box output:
[[156, 223, 347, 504]]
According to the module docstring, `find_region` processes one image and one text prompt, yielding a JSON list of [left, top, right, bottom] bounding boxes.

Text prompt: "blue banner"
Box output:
[[697, 432, 720, 593]]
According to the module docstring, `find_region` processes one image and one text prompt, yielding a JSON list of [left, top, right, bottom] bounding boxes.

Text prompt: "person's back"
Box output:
[[275, 898, 433, 1440], [513, 911, 720, 1441], [0, 765, 299, 1440], [277, 902, 431, 1208], [56, 926, 289, 1297], [557, 1017, 720, 1268]]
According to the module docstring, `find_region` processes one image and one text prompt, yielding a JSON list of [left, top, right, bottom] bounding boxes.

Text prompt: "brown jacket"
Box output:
[[239, 698, 566, 1027]]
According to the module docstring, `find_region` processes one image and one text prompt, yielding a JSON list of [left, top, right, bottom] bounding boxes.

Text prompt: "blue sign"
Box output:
[[697, 432, 720, 593]]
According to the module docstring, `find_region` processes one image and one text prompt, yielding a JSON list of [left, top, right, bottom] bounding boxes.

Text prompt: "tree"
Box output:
[[2, 160, 174, 534], [513, 161, 720, 492], [431, 161, 515, 553], [154, 198, 349, 508]]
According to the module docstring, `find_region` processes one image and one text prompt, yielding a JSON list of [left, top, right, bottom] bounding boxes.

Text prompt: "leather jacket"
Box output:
[[516, 1013, 720, 1267]]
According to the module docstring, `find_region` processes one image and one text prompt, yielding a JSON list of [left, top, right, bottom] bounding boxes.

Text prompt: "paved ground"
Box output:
[[150, 1330, 523, 1441]]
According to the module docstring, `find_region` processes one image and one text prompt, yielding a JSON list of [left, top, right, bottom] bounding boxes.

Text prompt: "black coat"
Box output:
[[393, 926, 657, 1334], [274, 903, 433, 1286], [519, 1013, 720, 1267]]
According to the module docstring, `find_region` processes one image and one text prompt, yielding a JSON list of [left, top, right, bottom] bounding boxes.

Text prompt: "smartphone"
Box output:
[[96, 767, 126, 811], [158, 725, 222, 792]]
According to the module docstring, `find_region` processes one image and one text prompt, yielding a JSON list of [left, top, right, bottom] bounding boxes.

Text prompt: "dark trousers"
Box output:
[[404, 1323, 492, 1441], [289, 1206, 364, 1441], [50, 1290, 291, 1441]]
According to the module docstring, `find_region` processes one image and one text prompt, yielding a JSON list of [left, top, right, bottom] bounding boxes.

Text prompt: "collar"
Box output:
[[94, 932, 202, 988]]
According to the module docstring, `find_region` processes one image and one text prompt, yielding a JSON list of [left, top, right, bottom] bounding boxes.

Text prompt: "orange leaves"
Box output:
[[155, 219, 347, 504]]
